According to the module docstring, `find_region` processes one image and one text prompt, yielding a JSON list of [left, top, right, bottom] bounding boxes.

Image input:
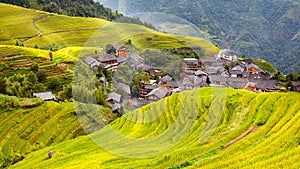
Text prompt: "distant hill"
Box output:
[[8, 88, 300, 168], [0, 3, 219, 56], [98, 0, 300, 73]]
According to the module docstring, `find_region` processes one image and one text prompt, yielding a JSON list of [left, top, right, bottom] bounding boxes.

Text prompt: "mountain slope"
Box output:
[[8, 88, 300, 168], [0, 95, 115, 168], [98, 0, 300, 73], [0, 3, 219, 57]]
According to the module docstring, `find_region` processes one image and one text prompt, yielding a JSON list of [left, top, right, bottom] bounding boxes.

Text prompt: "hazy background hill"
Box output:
[[98, 0, 300, 74]]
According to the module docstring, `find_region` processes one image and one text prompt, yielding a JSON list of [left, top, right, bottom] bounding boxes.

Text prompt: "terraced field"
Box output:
[[0, 100, 83, 167], [0, 95, 116, 168], [6, 88, 300, 168], [0, 45, 100, 62], [0, 50, 75, 89], [0, 3, 219, 57]]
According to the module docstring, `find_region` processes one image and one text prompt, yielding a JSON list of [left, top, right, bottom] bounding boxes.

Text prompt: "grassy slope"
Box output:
[[0, 95, 115, 167], [238, 58, 278, 73], [8, 88, 300, 168], [0, 3, 219, 59], [0, 100, 83, 166]]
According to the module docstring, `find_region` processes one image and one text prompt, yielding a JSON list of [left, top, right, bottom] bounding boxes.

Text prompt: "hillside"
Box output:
[[98, 0, 300, 73], [0, 95, 115, 168], [0, 0, 122, 21], [0, 3, 219, 57], [7, 88, 300, 168]]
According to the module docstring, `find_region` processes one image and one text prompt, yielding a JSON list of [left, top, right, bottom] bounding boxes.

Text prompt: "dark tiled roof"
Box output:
[[117, 57, 127, 63], [117, 83, 131, 95], [110, 103, 121, 112], [97, 54, 117, 63], [83, 56, 97, 65], [146, 87, 168, 99], [161, 75, 173, 83], [33, 92, 55, 101], [209, 75, 227, 83], [83, 56, 100, 67], [250, 80, 279, 90], [292, 81, 300, 87], [106, 92, 121, 103], [143, 64, 156, 72], [128, 54, 144, 63], [227, 77, 248, 89], [230, 70, 243, 75], [113, 44, 122, 50], [144, 84, 157, 90], [168, 80, 180, 87], [246, 63, 259, 70], [194, 70, 207, 76]]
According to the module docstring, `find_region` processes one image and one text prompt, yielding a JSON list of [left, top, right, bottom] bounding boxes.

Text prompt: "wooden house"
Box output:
[[246, 63, 259, 74], [97, 54, 118, 71], [183, 58, 198, 72], [114, 44, 128, 57], [106, 92, 122, 112]]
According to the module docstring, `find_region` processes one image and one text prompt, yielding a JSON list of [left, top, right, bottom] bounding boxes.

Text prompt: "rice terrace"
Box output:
[[0, 1, 300, 169]]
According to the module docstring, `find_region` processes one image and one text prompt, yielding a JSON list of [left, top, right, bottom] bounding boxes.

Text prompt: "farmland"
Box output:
[[0, 3, 219, 57], [0, 2, 298, 169], [0, 95, 115, 168], [5, 88, 300, 168]]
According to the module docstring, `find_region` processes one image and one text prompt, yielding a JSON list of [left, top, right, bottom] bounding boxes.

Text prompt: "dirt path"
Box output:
[[222, 126, 259, 151], [23, 15, 50, 44]]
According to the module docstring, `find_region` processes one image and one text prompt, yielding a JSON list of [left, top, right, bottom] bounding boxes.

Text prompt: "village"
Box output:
[[80, 44, 284, 114]]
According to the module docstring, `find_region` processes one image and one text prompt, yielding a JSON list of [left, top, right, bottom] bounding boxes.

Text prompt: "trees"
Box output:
[[95, 86, 106, 105], [58, 84, 72, 100], [131, 72, 150, 97], [26, 72, 38, 84], [0, 73, 6, 93], [48, 77, 61, 90], [31, 63, 39, 72], [105, 44, 116, 55], [36, 70, 48, 83]]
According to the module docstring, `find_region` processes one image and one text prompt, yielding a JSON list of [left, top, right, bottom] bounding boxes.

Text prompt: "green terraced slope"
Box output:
[[0, 3, 219, 58], [0, 95, 114, 168], [7, 88, 300, 168]]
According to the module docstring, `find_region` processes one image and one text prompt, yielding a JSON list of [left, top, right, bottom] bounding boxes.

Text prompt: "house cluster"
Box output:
[[82, 46, 281, 112], [83, 44, 129, 71]]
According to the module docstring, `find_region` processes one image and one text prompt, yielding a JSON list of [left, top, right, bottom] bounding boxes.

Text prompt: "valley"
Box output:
[[0, 2, 299, 168]]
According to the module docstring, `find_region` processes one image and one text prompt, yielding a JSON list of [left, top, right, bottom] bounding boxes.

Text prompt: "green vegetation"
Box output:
[[239, 58, 278, 73], [0, 3, 219, 56], [3, 88, 299, 168], [100, 0, 300, 73], [0, 94, 117, 168]]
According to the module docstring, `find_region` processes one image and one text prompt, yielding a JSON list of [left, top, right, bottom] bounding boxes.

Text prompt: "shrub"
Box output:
[[36, 70, 48, 83]]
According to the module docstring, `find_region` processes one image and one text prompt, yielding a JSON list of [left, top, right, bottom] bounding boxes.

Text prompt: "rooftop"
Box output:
[[97, 54, 117, 63], [146, 87, 168, 99], [106, 92, 121, 103], [33, 92, 55, 101]]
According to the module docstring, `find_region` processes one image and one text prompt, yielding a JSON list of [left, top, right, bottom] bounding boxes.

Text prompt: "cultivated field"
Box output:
[[6, 88, 300, 168]]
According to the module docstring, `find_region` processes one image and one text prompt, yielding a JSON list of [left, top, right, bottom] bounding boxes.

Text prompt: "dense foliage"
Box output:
[[99, 0, 300, 73]]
